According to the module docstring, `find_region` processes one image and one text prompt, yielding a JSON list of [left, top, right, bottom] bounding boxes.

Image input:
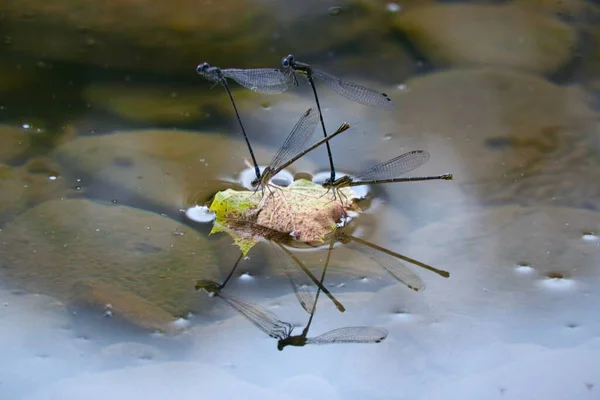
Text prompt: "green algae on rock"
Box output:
[[0, 199, 219, 333], [393, 4, 577, 74], [209, 179, 359, 256]]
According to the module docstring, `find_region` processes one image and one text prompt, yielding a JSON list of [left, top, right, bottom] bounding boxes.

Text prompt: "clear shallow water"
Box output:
[[1, 1, 600, 399]]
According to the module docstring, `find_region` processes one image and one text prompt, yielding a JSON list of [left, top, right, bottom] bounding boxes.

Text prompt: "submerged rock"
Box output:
[[52, 129, 315, 212], [0, 160, 68, 224], [0, 0, 278, 75], [0, 199, 219, 332], [83, 83, 255, 124], [0, 60, 42, 93], [393, 4, 577, 74], [0, 0, 392, 77], [515, 0, 599, 20], [379, 67, 600, 210], [400, 205, 600, 313], [0, 125, 33, 163]]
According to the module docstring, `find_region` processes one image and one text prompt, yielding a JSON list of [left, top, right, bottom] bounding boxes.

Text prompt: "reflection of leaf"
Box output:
[[209, 179, 359, 255], [209, 189, 261, 255]]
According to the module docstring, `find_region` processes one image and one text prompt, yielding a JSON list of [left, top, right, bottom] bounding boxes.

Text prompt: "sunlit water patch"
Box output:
[[239, 165, 294, 189]]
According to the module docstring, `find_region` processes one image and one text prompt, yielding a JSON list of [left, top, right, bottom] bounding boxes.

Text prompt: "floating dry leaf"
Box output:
[[209, 179, 360, 255]]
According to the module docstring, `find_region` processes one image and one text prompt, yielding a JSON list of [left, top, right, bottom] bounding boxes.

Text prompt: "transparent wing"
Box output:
[[222, 68, 294, 94], [272, 243, 316, 314], [277, 243, 346, 313], [218, 292, 293, 340], [306, 326, 388, 345], [311, 69, 393, 108], [353, 150, 430, 182], [345, 239, 425, 292], [268, 108, 319, 173]]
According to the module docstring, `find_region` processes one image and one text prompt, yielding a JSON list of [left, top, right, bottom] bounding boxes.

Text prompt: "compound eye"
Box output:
[[196, 62, 210, 73], [282, 57, 290, 67]]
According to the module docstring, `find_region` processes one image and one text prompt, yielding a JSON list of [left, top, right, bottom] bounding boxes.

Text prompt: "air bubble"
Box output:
[[48, 175, 58, 181], [170, 318, 191, 330], [104, 303, 113, 317], [391, 309, 412, 320], [515, 262, 534, 274], [582, 232, 598, 241], [240, 272, 253, 281], [383, 133, 393, 141], [386, 3, 401, 13], [271, 174, 292, 187], [185, 205, 215, 223], [328, 6, 343, 16], [539, 272, 575, 290]]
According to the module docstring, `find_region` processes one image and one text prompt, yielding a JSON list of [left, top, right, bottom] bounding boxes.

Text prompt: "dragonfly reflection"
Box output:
[[215, 218, 346, 314], [196, 238, 387, 351]]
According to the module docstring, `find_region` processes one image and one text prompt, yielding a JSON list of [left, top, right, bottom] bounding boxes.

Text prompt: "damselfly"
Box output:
[[196, 62, 294, 181], [282, 54, 394, 183]]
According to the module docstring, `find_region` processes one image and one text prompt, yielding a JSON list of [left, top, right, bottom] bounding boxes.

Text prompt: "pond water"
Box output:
[[1, 1, 600, 399]]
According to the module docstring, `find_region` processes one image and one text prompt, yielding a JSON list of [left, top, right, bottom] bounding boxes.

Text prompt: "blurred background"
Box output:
[[1, 0, 599, 399]]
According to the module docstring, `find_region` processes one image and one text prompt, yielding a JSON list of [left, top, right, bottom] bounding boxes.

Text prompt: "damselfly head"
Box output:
[[277, 334, 306, 351], [250, 176, 262, 188], [252, 167, 272, 188], [282, 54, 295, 68], [196, 62, 211, 74]]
